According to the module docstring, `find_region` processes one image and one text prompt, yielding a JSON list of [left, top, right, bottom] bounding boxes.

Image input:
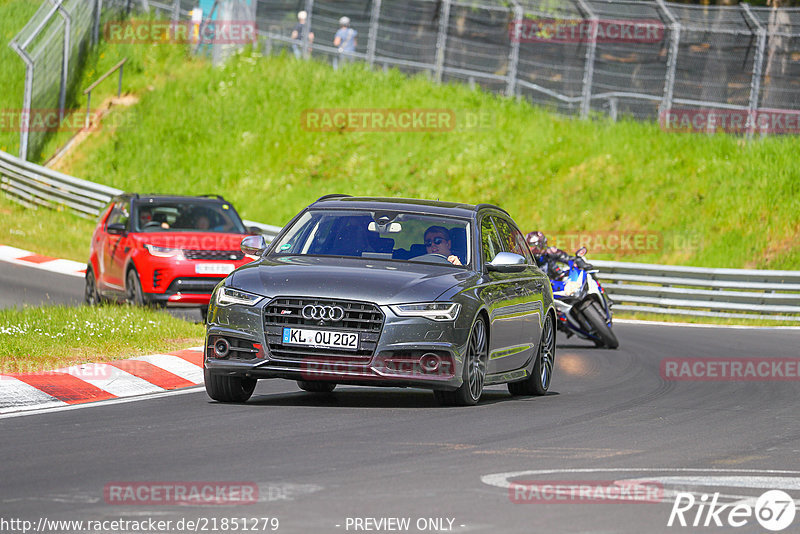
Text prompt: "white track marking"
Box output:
[[614, 319, 800, 330]]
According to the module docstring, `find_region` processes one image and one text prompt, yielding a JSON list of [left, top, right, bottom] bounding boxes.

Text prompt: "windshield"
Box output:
[[271, 210, 471, 267], [133, 201, 246, 234]]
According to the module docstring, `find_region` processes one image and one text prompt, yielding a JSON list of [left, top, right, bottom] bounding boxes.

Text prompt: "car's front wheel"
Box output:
[[508, 313, 555, 396], [126, 268, 145, 306], [204, 369, 257, 402], [434, 316, 488, 406]]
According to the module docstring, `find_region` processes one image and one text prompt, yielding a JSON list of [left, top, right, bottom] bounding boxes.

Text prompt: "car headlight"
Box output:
[[216, 287, 264, 307], [390, 302, 461, 322], [144, 244, 185, 260]]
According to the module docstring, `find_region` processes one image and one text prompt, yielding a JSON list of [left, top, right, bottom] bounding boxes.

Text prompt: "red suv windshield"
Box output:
[[133, 201, 246, 233]]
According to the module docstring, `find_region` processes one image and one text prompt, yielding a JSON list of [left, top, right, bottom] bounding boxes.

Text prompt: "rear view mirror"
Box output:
[[107, 223, 126, 235], [486, 252, 526, 273], [576, 246, 587, 257], [241, 235, 267, 256]]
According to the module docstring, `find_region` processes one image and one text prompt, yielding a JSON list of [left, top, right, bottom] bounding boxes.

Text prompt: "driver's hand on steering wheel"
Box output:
[[447, 255, 462, 266]]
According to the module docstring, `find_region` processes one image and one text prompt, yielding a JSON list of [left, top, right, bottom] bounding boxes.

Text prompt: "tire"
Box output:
[[125, 268, 145, 306], [583, 301, 619, 349], [84, 267, 100, 306], [508, 313, 555, 396], [204, 368, 257, 402], [200, 306, 209, 322], [297, 381, 336, 393], [433, 316, 488, 406]]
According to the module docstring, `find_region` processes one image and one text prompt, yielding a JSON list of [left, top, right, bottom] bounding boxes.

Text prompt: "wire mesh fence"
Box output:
[[254, 0, 800, 133]]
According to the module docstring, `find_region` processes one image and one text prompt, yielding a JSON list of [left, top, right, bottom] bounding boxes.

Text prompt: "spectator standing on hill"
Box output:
[[333, 16, 357, 70], [291, 10, 314, 58]]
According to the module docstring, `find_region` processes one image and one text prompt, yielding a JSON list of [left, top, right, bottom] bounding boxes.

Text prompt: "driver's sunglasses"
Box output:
[[424, 237, 446, 247]]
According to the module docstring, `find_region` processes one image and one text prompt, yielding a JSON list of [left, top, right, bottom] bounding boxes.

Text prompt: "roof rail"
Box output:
[[314, 194, 352, 202], [198, 194, 225, 200], [474, 203, 509, 215]]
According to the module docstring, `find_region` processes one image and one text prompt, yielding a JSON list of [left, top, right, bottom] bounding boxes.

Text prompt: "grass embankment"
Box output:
[[53, 52, 799, 271], [0, 305, 204, 373]]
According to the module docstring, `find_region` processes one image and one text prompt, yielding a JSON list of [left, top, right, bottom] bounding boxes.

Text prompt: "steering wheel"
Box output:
[[143, 221, 162, 229], [415, 253, 451, 264]]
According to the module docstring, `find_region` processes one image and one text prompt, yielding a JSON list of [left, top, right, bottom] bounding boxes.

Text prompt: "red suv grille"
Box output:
[[183, 249, 244, 261]]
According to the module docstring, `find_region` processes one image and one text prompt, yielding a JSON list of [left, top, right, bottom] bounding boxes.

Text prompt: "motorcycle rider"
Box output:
[[526, 231, 592, 279]]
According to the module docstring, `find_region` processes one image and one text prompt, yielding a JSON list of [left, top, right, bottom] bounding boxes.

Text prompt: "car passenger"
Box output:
[[424, 226, 462, 266]]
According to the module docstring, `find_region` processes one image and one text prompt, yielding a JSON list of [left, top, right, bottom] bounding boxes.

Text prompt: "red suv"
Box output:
[[86, 194, 257, 317]]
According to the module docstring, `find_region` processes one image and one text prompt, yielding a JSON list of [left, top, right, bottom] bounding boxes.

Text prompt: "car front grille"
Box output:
[[263, 297, 384, 361], [184, 249, 244, 261], [166, 277, 224, 294]]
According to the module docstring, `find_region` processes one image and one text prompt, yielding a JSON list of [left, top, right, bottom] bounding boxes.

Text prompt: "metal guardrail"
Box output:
[[592, 260, 800, 322], [0, 149, 281, 241], [1, 148, 798, 321]]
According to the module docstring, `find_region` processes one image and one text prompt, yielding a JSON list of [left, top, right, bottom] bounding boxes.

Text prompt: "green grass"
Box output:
[[56, 51, 799, 270], [0, 304, 204, 373], [614, 310, 800, 327], [0, 192, 96, 262]]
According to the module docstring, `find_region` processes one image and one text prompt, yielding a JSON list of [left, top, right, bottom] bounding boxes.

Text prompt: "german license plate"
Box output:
[[282, 328, 359, 350], [195, 263, 235, 275]]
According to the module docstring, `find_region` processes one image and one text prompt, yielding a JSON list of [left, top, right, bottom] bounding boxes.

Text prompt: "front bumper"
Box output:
[[204, 299, 471, 391]]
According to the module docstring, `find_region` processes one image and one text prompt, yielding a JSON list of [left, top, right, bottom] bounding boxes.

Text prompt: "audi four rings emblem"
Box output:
[[302, 305, 345, 321]]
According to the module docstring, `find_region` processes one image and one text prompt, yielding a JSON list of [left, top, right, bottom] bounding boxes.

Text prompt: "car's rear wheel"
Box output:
[[84, 267, 100, 306], [434, 316, 488, 406], [126, 268, 145, 306], [509, 313, 555, 396], [297, 381, 336, 393], [204, 369, 257, 402]]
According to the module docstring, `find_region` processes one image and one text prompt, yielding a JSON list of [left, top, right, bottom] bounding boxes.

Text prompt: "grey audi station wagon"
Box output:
[[204, 195, 556, 406]]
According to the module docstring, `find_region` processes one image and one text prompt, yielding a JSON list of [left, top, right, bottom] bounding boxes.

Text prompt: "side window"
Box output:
[[106, 202, 130, 229], [480, 217, 503, 265], [493, 217, 531, 262]]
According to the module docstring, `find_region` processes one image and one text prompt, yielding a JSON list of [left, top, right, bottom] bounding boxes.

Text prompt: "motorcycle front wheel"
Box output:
[[582, 301, 619, 349]]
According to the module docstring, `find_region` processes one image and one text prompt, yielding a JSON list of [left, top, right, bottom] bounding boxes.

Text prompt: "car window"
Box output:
[[132, 201, 246, 233], [492, 216, 532, 262], [106, 202, 130, 229], [480, 216, 503, 265], [272, 209, 471, 267]]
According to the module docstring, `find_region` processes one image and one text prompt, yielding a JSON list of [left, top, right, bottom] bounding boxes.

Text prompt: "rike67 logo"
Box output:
[[668, 490, 796, 531]]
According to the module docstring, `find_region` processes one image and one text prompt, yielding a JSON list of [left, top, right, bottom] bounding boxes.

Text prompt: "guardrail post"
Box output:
[[741, 3, 766, 140], [576, 0, 597, 119], [434, 0, 451, 83], [366, 0, 382, 67], [505, 2, 522, 97]]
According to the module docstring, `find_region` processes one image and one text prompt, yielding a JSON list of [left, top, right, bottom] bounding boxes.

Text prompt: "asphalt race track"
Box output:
[[0, 261, 84, 308], [2, 262, 800, 533]]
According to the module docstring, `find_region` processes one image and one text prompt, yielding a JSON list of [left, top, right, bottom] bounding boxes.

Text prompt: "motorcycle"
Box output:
[[548, 247, 619, 349]]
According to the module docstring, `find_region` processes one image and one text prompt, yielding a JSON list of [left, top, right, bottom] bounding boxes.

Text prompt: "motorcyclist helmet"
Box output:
[[526, 231, 547, 254]]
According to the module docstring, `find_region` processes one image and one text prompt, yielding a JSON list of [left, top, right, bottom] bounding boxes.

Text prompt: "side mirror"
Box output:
[[107, 223, 126, 235], [576, 246, 587, 257], [486, 252, 527, 273], [241, 235, 267, 256]]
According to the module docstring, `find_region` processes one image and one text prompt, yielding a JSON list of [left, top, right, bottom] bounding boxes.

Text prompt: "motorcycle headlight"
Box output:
[[390, 302, 461, 322], [563, 280, 582, 296], [216, 287, 264, 307], [144, 244, 185, 260]]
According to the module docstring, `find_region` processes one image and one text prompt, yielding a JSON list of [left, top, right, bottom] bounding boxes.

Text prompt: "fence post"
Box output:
[[172, 0, 180, 21], [657, 0, 680, 120], [741, 3, 766, 139], [434, 0, 451, 83], [53, 0, 71, 123], [366, 0, 382, 67], [92, 0, 102, 45], [576, 0, 597, 119], [302, 0, 314, 59], [13, 47, 34, 161], [505, 2, 522, 97]]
